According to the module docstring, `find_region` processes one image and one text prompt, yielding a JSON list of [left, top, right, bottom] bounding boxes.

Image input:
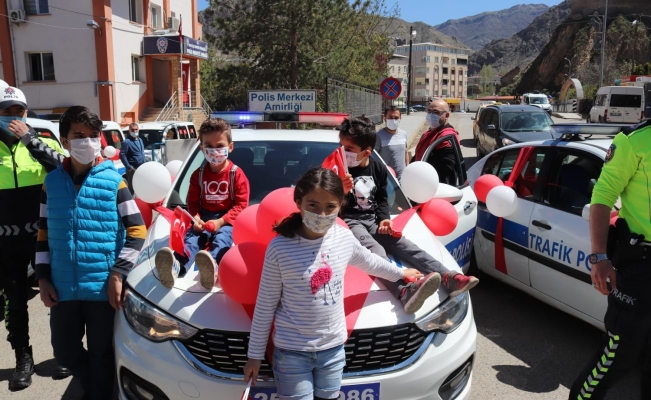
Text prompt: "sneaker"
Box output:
[[155, 247, 180, 288], [195, 250, 217, 290], [443, 272, 479, 297], [399, 272, 441, 314]]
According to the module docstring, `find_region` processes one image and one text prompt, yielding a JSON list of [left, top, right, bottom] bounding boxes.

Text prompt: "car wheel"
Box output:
[[598, 116, 603, 123], [586, 116, 591, 123]]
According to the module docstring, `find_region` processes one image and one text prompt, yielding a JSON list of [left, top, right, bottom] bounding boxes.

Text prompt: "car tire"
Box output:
[[586, 116, 591, 123], [598, 116, 603, 123]]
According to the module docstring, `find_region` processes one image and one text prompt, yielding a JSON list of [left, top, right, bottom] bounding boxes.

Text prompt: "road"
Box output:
[[0, 113, 639, 400]]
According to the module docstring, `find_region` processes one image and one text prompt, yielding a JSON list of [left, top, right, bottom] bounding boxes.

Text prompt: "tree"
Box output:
[[480, 64, 495, 94]]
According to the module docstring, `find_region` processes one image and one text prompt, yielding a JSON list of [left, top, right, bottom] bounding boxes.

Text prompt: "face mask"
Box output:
[[69, 137, 101, 165], [0, 116, 26, 136], [302, 209, 338, 234], [385, 119, 400, 131], [129, 131, 139, 138], [203, 147, 228, 165], [426, 113, 441, 129], [345, 150, 364, 168]]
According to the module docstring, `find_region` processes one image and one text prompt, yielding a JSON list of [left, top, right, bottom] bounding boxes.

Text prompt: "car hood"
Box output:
[[503, 130, 557, 143], [127, 212, 458, 332]]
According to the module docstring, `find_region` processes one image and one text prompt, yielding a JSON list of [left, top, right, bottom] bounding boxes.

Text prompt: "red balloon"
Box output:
[[474, 174, 504, 203], [336, 217, 349, 230], [205, 221, 216, 233], [218, 242, 267, 305], [233, 204, 260, 245], [112, 149, 121, 161], [134, 197, 153, 228], [419, 198, 458, 237], [387, 166, 396, 178], [256, 188, 299, 245]]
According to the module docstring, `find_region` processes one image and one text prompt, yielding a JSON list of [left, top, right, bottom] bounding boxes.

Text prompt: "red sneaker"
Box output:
[[399, 272, 441, 314], [443, 272, 479, 297]]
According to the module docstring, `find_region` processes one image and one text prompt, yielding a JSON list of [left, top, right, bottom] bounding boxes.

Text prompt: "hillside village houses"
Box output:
[[0, 0, 209, 125]]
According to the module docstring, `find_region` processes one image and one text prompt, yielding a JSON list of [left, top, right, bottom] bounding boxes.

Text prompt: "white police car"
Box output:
[[114, 112, 478, 400], [467, 123, 630, 330]]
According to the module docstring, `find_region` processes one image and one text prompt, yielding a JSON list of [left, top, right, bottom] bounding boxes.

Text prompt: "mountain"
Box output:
[[468, 0, 572, 75], [378, 18, 468, 49], [435, 4, 549, 50]]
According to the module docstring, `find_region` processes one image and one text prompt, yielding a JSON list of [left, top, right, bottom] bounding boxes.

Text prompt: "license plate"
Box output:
[[610, 112, 622, 116], [249, 382, 380, 400]]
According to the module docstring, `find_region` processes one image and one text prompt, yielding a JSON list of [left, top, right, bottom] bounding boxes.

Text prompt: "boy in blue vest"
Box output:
[[35, 106, 146, 400]]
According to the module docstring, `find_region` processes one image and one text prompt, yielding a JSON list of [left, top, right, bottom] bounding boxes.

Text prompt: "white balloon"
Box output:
[[486, 186, 518, 218], [133, 162, 172, 204], [400, 161, 439, 203], [165, 159, 183, 181], [103, 146, 116, 158]]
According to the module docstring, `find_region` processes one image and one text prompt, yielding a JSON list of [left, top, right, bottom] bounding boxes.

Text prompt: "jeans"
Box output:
[[272, 344, 346, 400], [0, 239, 31, 350], [50, 300, 116, 400], [175, 209, 233, 272]]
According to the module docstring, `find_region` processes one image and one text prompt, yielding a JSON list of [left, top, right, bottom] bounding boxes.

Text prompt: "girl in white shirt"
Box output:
[[243, 167, 423, 400]]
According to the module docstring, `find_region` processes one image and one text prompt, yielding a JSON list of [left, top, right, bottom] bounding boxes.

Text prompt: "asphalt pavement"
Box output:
[[0, 112, 640, 400]]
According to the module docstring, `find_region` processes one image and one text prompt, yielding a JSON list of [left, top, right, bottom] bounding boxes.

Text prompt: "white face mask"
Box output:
[[345, 150, 364, 168], [385, 119, 401, 131], [129, 130, 139, 138], [203, 147, 228, 165], [69, 138, 101, 165], [426, 113, 442, 129], [302, 209, 338, 234]]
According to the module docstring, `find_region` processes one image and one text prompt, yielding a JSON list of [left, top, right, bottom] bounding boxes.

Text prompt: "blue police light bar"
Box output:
[[210, 111, 265, 124], [552, 123, 634, 139], [209, 111, 349, 127]]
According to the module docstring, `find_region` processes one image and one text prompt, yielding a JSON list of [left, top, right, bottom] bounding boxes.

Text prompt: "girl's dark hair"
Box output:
[[273, 167, 344, 238], [338, 115, 376, 150], [59, 106, 103, 138]]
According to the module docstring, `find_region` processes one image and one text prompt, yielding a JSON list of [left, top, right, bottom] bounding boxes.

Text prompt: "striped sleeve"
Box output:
[[113, 180, 147, 276], [35, 185, 51, 281], [21, 133, 66, 172], [247, 246, 282, 360], [349, 239, 405, 282]]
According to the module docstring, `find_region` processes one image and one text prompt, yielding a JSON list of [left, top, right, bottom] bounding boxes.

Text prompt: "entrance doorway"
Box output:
[[152, 59, 171, 107]]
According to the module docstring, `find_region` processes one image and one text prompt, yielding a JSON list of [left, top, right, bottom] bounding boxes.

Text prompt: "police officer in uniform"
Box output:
[[0, 86, 68, 390], [569, 119, 651, 400]]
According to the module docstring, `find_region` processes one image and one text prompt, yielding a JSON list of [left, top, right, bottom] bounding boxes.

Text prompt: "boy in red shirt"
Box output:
[[155, 118, 250, 289]]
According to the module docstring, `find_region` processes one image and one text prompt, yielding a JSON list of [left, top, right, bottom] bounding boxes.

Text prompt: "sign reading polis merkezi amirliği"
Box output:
[[143, 35, 209, 60], [184, 37, 208, 60], [248, 90, 317, 112]]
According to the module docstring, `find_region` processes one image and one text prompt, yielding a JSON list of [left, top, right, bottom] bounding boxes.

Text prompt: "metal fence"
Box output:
[[326, 78, 384, 124]]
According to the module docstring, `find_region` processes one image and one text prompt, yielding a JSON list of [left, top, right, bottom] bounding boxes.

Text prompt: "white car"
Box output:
[[102, 121, 127, 175], [467, 123, 632, 330], [114, 112, 478, 400]]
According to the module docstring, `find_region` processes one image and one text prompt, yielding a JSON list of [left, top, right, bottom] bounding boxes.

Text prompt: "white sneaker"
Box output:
[[155, 247, 180, 288], [195, 250, 217, 290]]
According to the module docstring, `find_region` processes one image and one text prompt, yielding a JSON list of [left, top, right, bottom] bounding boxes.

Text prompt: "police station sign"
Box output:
[[248, 90, 317, 112]]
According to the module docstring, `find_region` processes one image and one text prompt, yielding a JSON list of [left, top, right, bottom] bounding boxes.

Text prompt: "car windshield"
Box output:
[[501, 112, 553, 132], [530, 97, 549, 104], [167, 140, 411, 213], [139, 128, 180, 149]]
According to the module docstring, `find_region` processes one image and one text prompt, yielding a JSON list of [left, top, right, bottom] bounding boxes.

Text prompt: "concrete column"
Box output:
[[190, 59, 200, 107]]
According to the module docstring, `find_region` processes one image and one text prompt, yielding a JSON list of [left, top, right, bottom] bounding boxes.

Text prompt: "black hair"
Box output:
[[338, 115, 376, 151], [384, 106, 401, 116], [59, 106, 103, 138], [273, 167, 345, 238]]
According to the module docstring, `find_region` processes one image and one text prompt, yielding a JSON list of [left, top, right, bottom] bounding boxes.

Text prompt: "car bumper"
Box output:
[[114, 301, 477, 400]]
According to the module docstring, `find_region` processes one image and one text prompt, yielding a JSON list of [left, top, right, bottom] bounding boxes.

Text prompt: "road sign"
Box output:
[[380, 78, 402, 100]]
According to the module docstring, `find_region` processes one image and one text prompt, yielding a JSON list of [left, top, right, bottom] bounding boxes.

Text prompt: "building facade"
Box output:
[[0, 0, 206, 125], [390, 42, 470, 106]]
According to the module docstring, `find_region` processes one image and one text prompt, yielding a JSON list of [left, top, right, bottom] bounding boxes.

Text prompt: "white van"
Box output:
[[27, 118, 61, 144], [588, 86, 645, 124], [101, 121, 127, 175], [521, 93, 552, 114]]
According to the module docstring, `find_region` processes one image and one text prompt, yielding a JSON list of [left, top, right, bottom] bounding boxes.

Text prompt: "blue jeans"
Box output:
[[176, 209, 233, 272], [272, 344, 346, 400]]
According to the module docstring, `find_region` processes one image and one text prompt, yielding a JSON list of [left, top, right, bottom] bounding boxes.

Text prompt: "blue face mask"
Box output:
[[0, 116, 26, 137]]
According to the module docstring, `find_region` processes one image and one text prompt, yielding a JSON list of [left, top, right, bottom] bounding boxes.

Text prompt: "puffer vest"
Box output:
[[45, 160, 125, 301]]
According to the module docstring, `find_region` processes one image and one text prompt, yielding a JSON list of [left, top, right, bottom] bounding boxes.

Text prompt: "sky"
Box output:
[[197, 0, 564, 26]]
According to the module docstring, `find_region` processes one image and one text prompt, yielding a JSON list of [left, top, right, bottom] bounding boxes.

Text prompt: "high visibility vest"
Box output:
[[0, 137, 61, 190]]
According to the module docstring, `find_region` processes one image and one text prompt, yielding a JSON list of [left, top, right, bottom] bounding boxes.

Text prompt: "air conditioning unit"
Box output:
[[168, 17, 180, 32], [9, 9, 26, 24]]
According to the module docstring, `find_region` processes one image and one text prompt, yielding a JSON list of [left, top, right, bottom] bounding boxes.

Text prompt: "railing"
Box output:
[[199, 93, 213, 116], [326, 78, 383, 124], [156, 91, 178, 122]]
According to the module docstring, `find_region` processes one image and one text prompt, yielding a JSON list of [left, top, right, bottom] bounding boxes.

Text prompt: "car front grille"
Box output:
[[178, 323, 430, 377]]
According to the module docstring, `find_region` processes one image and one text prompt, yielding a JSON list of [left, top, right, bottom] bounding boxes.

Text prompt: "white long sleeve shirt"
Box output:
[[247, 225, 405, 359]]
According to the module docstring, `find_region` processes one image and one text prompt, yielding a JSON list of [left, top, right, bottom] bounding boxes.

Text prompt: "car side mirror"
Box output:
[[487, 124, 496, 130], [471, 116, 476, 120], [582, 204, 590, 221]]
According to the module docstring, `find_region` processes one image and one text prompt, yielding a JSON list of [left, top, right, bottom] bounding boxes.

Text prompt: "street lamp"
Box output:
[[406, 27, 416, 115], [595, 0, 609, 88], [631, 19, 639, 74], [564, 57, 572, 78]]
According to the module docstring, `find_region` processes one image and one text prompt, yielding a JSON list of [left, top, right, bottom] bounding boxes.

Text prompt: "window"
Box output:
[[103, 130, 124, 149], [403, 66, 407, 73], [422, 135, 467, 186], [28, 53, 55, 81], [131, 56, 140, 81], [435, 57, 439, 63], [24, 0, 49, 14], [150, 5, 160, 28], [443, 67, 448, 75], [128, 0, 140, 23], [481, 148, 546, 199], [610, 94, 642, 108], [501, 112, 553, 132], [542, 151, 602, 215]]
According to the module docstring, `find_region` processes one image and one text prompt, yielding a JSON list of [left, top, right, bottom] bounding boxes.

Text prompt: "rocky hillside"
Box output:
[[379, 18, 468, 48], [435, 4, 549, 51], [468, 0, 571, 75]]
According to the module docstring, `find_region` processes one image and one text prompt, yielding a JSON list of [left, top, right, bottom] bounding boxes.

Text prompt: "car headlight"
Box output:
[[123, 286, 198, 342], [501, 138, 515, 146], [415, 293, 469, 334]]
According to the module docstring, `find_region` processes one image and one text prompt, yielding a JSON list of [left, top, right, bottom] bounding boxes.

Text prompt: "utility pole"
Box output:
[[599, 0, 609, 88], [407, 26, 415, 115]]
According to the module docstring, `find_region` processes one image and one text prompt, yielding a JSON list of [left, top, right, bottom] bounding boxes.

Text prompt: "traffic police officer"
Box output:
[[0, 86, 66, 390], [570, 119, 651, 400]]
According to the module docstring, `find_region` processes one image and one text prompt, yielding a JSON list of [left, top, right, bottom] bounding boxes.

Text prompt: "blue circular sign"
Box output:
[[380, 77, 402, 100]]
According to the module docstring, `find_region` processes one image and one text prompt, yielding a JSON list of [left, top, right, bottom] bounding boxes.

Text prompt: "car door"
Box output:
[[484, 109, 500, 153], [421, 134, 477, 270], [477, 108, 494, 153], [474, 146, 548, 285], [528, 148, 607, 321]]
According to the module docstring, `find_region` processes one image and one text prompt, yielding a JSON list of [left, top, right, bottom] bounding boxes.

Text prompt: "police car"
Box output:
[[467, 123, 632, 330], [102, 121, 127, 175], [114, 112, 478, 400], [128, 122, 197, 164]]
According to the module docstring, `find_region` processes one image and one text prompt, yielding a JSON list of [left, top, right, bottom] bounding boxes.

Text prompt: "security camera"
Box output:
[[87, 20, 100, 30]]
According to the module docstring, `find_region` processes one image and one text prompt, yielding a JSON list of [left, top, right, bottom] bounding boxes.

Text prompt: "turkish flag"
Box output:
[[322, 146, 347, 179], [169, 206, 193, 257]]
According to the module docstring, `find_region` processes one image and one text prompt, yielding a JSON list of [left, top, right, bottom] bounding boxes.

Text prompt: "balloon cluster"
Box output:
[[132, 161, 185, 228], [473, 174, 517, 218]]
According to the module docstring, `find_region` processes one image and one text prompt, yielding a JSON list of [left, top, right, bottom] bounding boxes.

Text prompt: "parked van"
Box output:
[[588, 86, 645, 124], [27, 118, 61, 144], [521, 93, 552, 114], [101, 121, 126, 175]]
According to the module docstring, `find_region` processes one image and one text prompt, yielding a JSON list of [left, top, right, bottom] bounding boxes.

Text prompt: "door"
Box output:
[[608, 90, 642, 123], [421, 134, 477, 269], [528, 148, 607, 321], [483, 109, 500, 153], [477, 108, 495, 153], [474, 146, 548, 285], [152, 59, 171, 106]]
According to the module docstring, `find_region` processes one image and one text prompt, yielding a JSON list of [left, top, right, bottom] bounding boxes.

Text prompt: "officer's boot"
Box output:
[[10, 346, 34, 390]]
